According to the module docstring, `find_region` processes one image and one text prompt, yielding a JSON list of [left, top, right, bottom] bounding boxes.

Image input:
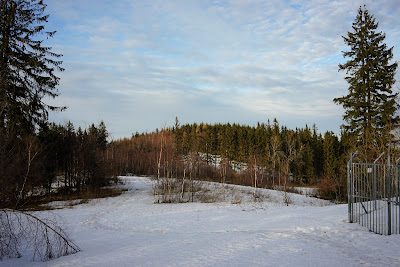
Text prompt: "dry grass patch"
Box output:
[[21, 187, 127, 211]]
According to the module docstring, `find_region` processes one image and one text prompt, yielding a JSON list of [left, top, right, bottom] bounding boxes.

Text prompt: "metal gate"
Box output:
[[348, 151, 400, 235]]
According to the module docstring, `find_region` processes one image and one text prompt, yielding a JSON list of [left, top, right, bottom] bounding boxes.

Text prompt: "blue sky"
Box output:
[[44, 0, 400, 139]]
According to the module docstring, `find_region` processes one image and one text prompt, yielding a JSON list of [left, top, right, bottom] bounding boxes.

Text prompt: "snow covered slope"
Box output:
[[3, 176, 400, 266]]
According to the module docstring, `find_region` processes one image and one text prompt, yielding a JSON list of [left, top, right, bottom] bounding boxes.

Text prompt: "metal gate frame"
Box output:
[[348, 151, 400, 235]]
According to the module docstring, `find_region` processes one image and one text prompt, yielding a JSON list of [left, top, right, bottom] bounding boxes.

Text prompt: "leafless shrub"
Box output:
[[231, 193, 243, 204], [253, 192, 265, 203], [0, 209, 80, 262], [283, 192, 293, 206], [153, 177, 191, 203], [197, 188, 220, 203]]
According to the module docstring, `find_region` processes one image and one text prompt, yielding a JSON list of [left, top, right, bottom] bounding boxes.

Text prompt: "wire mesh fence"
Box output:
[[348, 152, 400, 235]]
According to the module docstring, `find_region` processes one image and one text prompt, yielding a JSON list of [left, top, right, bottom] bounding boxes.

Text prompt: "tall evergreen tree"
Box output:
[[334, 5, 398, 156], [0, 0, 64, 137]]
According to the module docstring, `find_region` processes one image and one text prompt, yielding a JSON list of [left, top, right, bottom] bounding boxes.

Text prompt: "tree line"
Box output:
[[0, 121, 112, 208], [108, 119, 357, 201]]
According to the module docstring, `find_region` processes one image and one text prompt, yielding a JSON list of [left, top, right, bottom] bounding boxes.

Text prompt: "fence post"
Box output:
[[397, 159, 400, 235], [348, 154, 352, 223], [387, 153, 392, 235], [348, 151, 358, 223], [374, 153, 384, 212]]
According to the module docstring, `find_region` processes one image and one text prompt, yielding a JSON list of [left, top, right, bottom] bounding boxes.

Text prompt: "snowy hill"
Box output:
[[3, 176, 400, 266]]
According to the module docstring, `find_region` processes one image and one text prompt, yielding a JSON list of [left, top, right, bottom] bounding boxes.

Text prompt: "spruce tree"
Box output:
[[0, 0, 64, 137], [334, 5, 398, 156]]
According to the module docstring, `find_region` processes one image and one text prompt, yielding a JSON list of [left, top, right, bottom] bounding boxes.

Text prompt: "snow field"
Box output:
[[3, 176, 400, 267]]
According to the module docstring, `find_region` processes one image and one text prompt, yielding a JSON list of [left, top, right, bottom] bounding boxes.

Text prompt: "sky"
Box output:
[[43, 0, 400, 139]]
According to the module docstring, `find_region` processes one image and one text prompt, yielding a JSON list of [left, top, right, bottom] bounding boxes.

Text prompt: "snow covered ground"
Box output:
[[3, 176, 400, 267]]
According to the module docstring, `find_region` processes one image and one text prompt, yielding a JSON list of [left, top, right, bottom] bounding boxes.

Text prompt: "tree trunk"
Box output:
[[254, 155, 257, 197]]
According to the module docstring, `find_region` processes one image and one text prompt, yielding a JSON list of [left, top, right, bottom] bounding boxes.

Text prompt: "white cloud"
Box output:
[[44, 0, 400, 138]]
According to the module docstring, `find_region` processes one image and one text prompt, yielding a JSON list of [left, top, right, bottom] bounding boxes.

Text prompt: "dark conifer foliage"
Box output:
[[334, 5, 398, 157], [0, 120, 113, 208], [0, 0, 64, 137]]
